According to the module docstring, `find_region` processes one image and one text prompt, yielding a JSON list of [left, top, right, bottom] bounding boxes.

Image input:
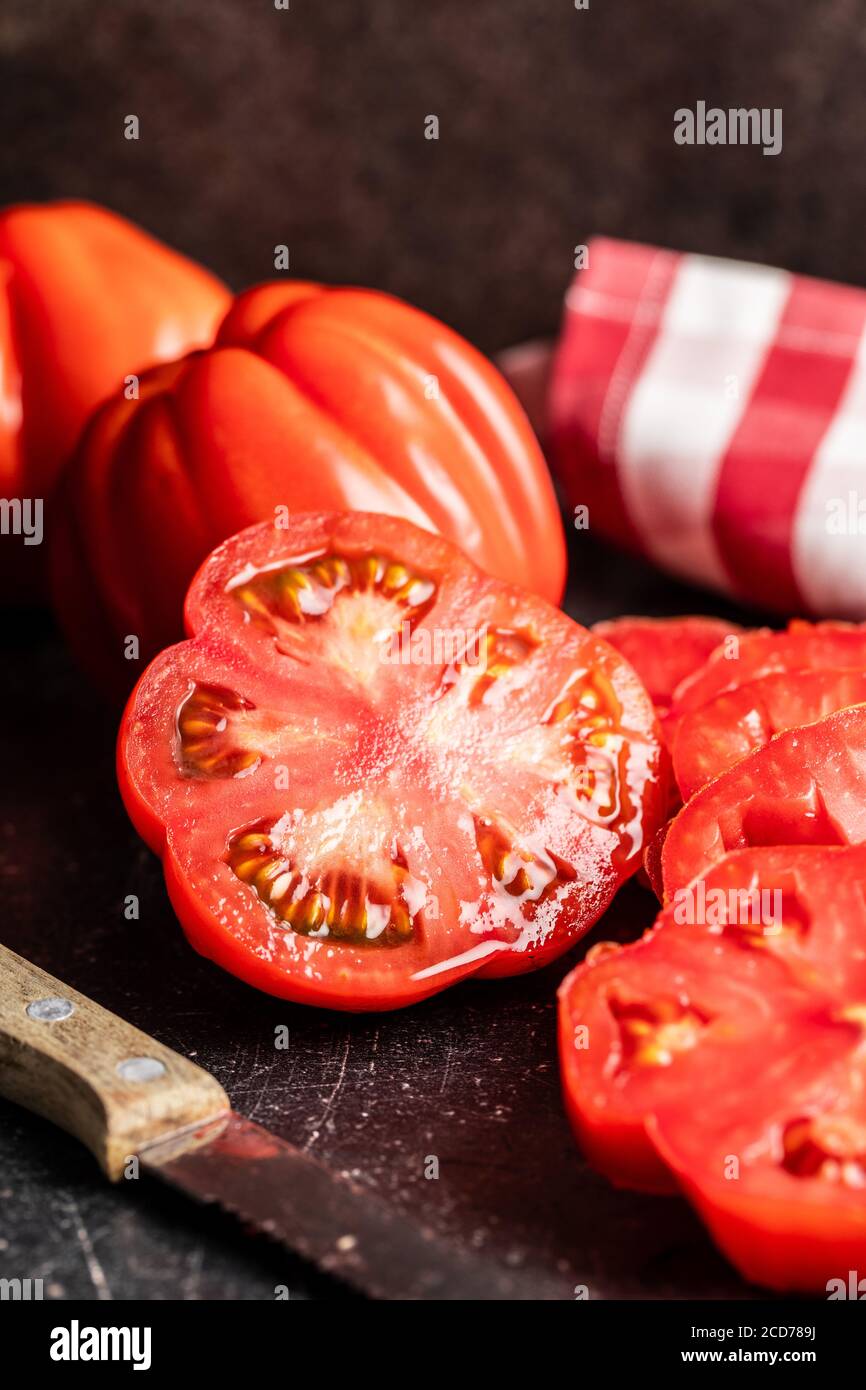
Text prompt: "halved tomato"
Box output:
[[118, 513, 665, 1011], [592, 615, 742, 719], [670, 620, 866, 721], [649, 1013, 866, 1292], [672, 668, 866, 802], [662, 705, 866, 901], [558, 846, 866, 1193]]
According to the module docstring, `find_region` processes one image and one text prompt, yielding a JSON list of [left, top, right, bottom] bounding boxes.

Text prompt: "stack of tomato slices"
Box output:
[[561, 615, 866, 1291]]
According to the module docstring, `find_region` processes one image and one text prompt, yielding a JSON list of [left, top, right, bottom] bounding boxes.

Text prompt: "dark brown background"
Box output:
[[1, 0, 862, 353], [0, 0, 854, 1302]]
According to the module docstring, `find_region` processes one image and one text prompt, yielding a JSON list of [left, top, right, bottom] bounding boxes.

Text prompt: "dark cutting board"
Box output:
[[0, 529, 778, 1301]]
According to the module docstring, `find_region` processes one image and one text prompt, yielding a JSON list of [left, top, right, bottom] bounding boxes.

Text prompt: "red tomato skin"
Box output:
[[651, 1135, 866, 1293], [670, 620, 866, 721], [558, 928, 793, 1196], [641, 818, 670, 900], [559, 844, 866, 1205], [159, 842, 473, 1013], [592, 615, 742, 717], [557, 978, 677, 1194], [647, 1015, 866, 1293], [592, 616, 732, 831], [53, 282, 566, 697], [118, 513, 662, 1011], [0, 200, 229, 592], [672, 668, 866, 801], [661, 705, 866, 900]]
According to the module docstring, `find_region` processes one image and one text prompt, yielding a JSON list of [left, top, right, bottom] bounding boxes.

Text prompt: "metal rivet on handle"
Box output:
[[26, 997, 74, 1023], [117, 1056, 167, 1084]]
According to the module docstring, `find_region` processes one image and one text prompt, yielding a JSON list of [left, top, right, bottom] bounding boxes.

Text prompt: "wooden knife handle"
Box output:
[[0, 943, 229, 1179]]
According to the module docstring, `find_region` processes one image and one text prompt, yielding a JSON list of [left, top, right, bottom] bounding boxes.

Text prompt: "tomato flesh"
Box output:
[[649, 1020, 866, 1291], [662, 705, 866, 901], [558, 845, 866, 1194], [672, 668, 866, 801], [119, 513, 664, 1010], [593, 615, 741, 718], [562, 617, 866, 1290], [670, 620, 866, 721]]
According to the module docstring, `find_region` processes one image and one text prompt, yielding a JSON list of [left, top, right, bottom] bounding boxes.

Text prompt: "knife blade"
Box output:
[[141, 1111, 546, 1300], [0, 942, 548, 1300]]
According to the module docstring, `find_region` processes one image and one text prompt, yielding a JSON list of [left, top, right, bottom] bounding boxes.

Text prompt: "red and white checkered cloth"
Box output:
[[547, 238, 866, 617]]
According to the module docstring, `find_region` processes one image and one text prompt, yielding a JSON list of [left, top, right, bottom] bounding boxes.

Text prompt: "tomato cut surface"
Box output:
[[591, 616, 735, 828], [662, 705, 866, 901], [593, 616, 742, 717], [672, 668, 866, 801], [670, 619, 866, 720], [649, 1018, 866, 1292], [558, 846, 866, 1193], [119, 513, 664, 1011]]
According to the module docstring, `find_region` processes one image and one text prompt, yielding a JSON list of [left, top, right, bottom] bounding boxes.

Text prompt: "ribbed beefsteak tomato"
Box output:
[[53, 281, 566, 695], [118, 513, 663, 1011], [0, 200, 228, 533]]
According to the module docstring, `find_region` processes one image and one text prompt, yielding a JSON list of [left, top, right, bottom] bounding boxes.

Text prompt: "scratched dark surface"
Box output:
[[0, 0, 835, 1301], [0, 528, 780, 1302]]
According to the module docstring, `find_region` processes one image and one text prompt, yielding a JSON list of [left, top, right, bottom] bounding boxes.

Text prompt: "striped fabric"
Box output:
[[548, 238, 866, 617]]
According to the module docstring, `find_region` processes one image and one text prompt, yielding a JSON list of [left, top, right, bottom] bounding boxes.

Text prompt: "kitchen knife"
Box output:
[[0, 942, 545, 1300]]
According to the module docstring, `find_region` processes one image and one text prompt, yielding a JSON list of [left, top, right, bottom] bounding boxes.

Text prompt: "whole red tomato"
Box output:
[[51, 282, 566, 695], [0, 200, 229, 590]]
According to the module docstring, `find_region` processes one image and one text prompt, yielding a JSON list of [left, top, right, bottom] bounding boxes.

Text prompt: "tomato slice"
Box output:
[[592, 615, 741, 718], [649, 1015, 866, 1292], [592, 616, 737, 838], [672, 668, 866, 802], [662, 705, 866, 901], [558, 845, 866, 1193], [671, 619, 866, 721], [118, 512, 664, 1010], [641, 817, 670, 900]]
